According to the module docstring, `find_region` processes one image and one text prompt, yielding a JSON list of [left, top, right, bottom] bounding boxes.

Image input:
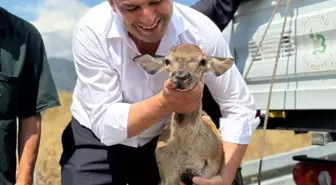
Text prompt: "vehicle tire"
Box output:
[[232, 167, 244, 185]]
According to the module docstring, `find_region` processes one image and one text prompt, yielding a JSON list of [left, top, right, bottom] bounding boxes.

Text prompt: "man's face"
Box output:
[[109, 0, 173, 43]]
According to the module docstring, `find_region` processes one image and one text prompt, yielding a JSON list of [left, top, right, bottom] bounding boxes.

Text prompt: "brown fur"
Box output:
[[155, 110, 224, 185], [133, 43, 234, 185]]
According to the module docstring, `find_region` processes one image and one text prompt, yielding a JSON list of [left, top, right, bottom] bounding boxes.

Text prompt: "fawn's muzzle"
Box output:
[[171, 71, 192, 90]]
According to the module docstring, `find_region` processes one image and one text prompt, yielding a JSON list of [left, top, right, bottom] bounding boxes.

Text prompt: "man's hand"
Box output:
[[160, 79, 204, 114], [179, 174, 231, 185], [127, 78, 204, 137], [180, 141, 247, 185]]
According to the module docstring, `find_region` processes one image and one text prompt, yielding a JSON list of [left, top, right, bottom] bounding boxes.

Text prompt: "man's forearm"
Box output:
[[17, 114, 42, 184], [127, 92, 171, 138], [220, 141, 248, 183]]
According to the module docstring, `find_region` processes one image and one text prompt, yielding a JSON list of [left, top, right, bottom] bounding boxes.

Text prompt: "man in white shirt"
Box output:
[[59, 0, 260, 185]]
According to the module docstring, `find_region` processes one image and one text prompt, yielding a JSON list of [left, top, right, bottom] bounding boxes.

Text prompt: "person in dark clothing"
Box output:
[[0, 7, 60, 185], [191, 1, 246, 185], [191, 0, 244, 31], [191, 0, 245, 129]]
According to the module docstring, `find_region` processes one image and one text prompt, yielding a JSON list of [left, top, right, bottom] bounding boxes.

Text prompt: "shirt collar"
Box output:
[[107, 12, 127, 39]]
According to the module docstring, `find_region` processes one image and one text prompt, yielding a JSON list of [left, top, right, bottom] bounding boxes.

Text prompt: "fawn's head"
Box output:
[[133, 43, 234, 91]]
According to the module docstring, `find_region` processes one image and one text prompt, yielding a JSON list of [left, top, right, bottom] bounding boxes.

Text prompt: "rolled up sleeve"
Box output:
[[203, 30, 260, 144], [72, 24, 129, 146]]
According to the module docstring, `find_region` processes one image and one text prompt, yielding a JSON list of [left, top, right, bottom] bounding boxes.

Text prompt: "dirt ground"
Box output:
[[34, 91, 312, 185]]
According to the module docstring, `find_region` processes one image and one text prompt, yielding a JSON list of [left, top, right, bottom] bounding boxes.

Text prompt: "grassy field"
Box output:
[[35, 90, 312, 185]]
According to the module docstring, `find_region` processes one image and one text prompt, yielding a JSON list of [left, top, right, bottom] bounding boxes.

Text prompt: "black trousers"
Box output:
[[59, 117, 160, 185]]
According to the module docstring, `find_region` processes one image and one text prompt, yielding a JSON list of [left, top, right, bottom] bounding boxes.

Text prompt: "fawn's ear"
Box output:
[[206, 56, 234, 76], [133, 54, 165, 75]]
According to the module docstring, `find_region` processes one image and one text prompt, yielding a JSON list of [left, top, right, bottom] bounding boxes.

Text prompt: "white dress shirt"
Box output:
[[70, 1, 260, 147]]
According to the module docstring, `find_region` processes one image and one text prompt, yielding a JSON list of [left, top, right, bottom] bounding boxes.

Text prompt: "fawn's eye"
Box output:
[[164, 59, 170, 65], [200, 59, 207, 66]]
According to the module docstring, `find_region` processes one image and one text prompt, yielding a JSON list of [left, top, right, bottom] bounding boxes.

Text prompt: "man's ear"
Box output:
[[207, 56, 234, 76], [133, 54, 165, 75]]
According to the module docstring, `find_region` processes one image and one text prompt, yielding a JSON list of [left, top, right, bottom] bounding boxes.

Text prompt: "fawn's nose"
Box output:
[[172, 71, 191, 81]]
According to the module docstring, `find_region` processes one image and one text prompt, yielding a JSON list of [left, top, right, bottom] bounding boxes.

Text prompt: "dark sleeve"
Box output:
[[191, 0, 244, 31], [18, 26, 61, 118]]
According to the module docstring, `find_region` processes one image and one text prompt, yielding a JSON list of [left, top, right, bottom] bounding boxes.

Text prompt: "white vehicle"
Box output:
[[223, 0, 336, 184]]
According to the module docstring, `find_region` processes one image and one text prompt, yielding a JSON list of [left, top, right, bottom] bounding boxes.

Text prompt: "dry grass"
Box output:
[[243, 130, 311, 162], [35, 91, 311, 185], [36, 90, 73, 185]]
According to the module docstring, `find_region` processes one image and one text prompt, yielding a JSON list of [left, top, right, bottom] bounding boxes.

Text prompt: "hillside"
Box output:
[[35, 90, 312, 185], [48, 58, 77, 92]]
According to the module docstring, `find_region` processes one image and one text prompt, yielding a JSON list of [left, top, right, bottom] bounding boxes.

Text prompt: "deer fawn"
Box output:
[[133, 43, 234, 185]]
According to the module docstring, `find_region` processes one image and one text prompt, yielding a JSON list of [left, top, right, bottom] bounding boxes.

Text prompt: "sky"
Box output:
[[1, 0, 198, 59]]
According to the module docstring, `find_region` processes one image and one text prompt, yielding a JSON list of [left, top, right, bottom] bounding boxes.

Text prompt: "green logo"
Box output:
[[301, 14, 335, 71], [309, 29, 327, 55]]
